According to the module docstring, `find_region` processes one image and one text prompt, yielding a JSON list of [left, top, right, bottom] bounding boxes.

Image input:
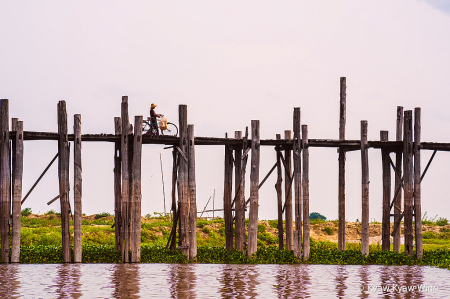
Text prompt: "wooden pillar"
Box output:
[[293, 108, 302, 258], [131, 116, 142, 263], [414, 108, 422, 258], [121, 96, 130, 263], [284, 130, 293, 250], [178, 105, 189, 257], [234, 131, 246, 253], [188, 125, 197, 260], [58, 101, 71, 263], [114, 117, 122, 251], [0, 99, 10, 263], [403, 110, 414, 256], [394, 106, 403, 253], [223, 133, 233, 250], [380, 131, 390, 251], [302, 125, 310, 259], [169, 148, 179, 251], [360, 120, 369, 256], [11, 120, 23, 263], [74, 114, 82, 263], [275, 134, 284, 250], [247, 120, 260, 257], [338, 77, 346, 251]]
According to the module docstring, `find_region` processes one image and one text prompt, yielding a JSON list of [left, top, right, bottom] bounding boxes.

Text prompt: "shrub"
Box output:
[[268, 220, 278, 229], [21, 208, 32, 217], [95, 212, 111, 219], [257, 224, 266, 233], [440, 227, 450, 233], [423, 231, 437, 239], [310, 212, 326, 221], [323, 227, 334, 235], [436, 217, 449, 226], [202, 227, 211, 234], [45, 210, 56, 215]]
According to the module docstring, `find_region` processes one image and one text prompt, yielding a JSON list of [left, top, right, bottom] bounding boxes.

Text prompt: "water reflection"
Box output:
[[0, 264, 20, 298], [335, 265, 348, 298], [220, 264, 260, 298], [168, 264, 197, 298], [50, 264, 82, 298], [358, 265, 370, 299], [111, 264, 140, 298], [275, 265, 310, 298]]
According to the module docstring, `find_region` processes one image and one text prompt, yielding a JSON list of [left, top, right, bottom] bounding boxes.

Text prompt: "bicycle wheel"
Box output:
[[142, 120, 152, 134], [162, 122, 178, 136]]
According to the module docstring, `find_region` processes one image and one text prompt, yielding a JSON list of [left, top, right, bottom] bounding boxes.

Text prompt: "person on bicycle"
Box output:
[[149, 103, 162, 136]]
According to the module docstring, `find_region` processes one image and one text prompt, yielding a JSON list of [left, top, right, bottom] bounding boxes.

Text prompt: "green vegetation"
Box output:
[[21, 208, 32, 217], [310, 212, 326, 221], [94, 212, 111, 219], [322, 226, 334, 235]]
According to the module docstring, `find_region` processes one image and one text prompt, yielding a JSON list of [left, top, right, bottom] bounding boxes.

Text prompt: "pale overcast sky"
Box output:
[[1, 1, 450, 222]]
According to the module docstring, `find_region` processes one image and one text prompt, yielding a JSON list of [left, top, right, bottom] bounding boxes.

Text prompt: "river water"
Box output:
[[0, 263, 449, 298]]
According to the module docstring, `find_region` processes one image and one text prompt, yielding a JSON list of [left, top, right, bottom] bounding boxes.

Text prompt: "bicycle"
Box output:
[[143, 115, 178, 136]]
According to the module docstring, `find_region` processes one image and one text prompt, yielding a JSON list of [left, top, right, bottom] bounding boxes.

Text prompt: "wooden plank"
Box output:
[[247, 120, 260, 257], [114, 117, 121, 251], [393, 106, 403, 253], [293, 108, 302, 258], [188, 125, 197, 260], [0, 99, 10, 263], [74, 114, 82, 263], [11, 120, 23, 263], [223, 133, 233, 251], [380, 131, 390, 251], [177, 105, 189, 257], [131, 116, 143, 263], [302, 125, 310, 260], [120, 96, 130, 263], [361, 120, 369, 256], [234, 131, 245, 253], [284, 130, 293, 250], [275, 134, 283, 250], [58, 101, 71, 263], [414, 108, 423, 259], [338, 77, 346, 251], [403, 110, 414, 256]]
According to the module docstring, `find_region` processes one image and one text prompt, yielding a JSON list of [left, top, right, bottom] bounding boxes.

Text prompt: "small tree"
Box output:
[[310, 212, 326, 221]]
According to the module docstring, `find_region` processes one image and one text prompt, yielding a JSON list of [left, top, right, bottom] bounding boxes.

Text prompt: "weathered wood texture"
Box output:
[[293, 108, 302, 258], [169, 148, 179, 251], [120, 96, 131, 263], [403, 110, 414, 256], [361, 120, 369, 256], [58, 101, 71, 263], [338, 77, 346, 251], [177, 105, 189, 256], [275, 134, 284, 250], [394, 106, 403, 253], [234, 131, 246, 253], [223, 133, 234, 250], [114, 117, 122, 251], [188, 125, 197, 260], [380, 131, 390, 251], [0, 99, 10, 263], [247, 120, 260, 257], [74, 114, 82, 263], [414, 108, 423, 258], [302, 125, 310, 260], [11, 120, 23, 263], [131, 116, 142, 263], [11, 118, 17, 261], [284, 130, 293, 250]]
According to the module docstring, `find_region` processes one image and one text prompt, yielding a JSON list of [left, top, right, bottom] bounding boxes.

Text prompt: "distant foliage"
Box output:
[[436, 217, 449, 226], [21, 208, 32, 217], [95, 212, 111, 219], [310, 212, 326, 221], [44, 210, 56, 215], [322, 227, 335, 235]]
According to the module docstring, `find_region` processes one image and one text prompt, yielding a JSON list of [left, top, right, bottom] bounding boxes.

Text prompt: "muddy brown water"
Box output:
[[0, 263, 449, 298]]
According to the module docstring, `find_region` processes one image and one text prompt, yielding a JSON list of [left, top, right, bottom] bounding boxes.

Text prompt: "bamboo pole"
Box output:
[[284, 130, 293, 250], [74, 114, 82, 263], [293, 108, 302, 258], [338, 77, 346, 251], [58, 101, 71, 263], [414, 108, 423, 258], [302, 125, 310, 260], [188, 125, 197, 260], [394, 106, 403, 253], [403, 110, 414, 256], [121, 96, 130, 263], [178, 105, 189, 256], [247, 120, 260, 257], [131, 116, 142, 263], [361, 120, 369, 256], [11, 120, 23, 263], [0, 99, 10, 263], [114, 117, 122, 251], [275, 134, 284, 250], [380, 131, 390, 251], [223, 133, 233, 250], [234, 131, 245, 252]]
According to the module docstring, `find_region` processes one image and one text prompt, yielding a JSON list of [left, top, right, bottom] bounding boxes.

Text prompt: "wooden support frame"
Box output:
[[223, 133, 234, 250], [0, 99, 10, 263], [284, 130, 293, 250], [177, 105, 189, 256], [11, 120, 23, 263], [361, 120, 369, 256], [338, 77, 346, 251], [275, 134, 284, 250], [114, 117, 122, 251], [74, 114, 82, 263], [403, 110, 414, 256], [302, 125, 310, 260], [120, 96, 131, 263], [414, 108, 423, 258], [247, 120, 260, 257], [235, 129, 247, 253], [131, 116, 142, 263], [393, 106, 403, 252], [293, 108, 302, 258], [380, 131, 390, 251], [188, 125, 197, 260]]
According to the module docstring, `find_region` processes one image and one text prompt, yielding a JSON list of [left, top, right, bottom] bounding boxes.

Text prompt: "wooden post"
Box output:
[[169, 148, 179, 251], [114, 117, 122, 251], [188, 125, 197, 260], [394, 106, 403, 253], [0, 99, 10, 263], [360, 120, 369, 256], [414, 108, 422, 258], [275, 134, 284, 250], [178, 105, 189, 257], [302, 125, 310, 260], [293, 108, 302, 258], [223, 133, 233, 250], [284, 130, 293, 250], [234, 131, 245, 253], [131, 116, 142, 263], [380, 131, 390, 251], [338, 77, 346, 251], [121, 96, 130, 263], [403, 110, 414, 256], [58, 101, 71, 263], [74, 114, 82, 263], [247, 120, 260, 257], [11, 120, 23, 263]]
